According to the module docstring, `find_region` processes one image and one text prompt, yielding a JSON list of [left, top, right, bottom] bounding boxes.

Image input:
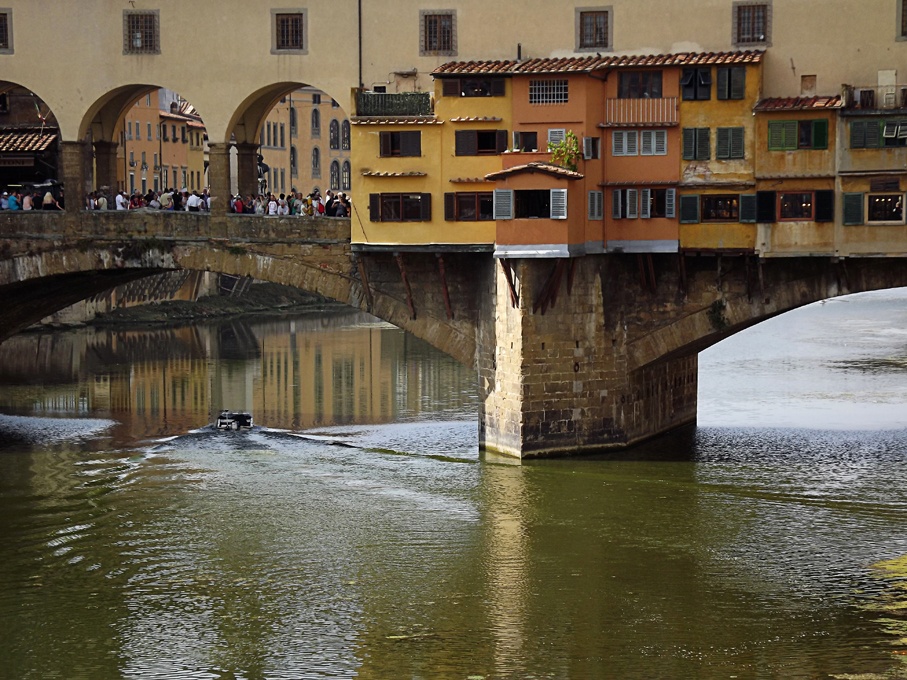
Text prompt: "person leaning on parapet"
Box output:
[[0, 191, 8, 210], [95, 191, 108, 210], [7, 189, 21, 211], [115, 190, 127, 210]]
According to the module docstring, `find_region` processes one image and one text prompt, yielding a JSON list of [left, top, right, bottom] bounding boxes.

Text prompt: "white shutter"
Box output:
[[654, 130, 667, 155], [512, 130, 520, 149], [626, 130, 639, 156], [588, 190, 603, 220], [612, 189, 622, 219], [548, 128, 566, 145], [626, 188, 639, 219], [640, 188, 651, 218], [640, 130, 654, 156], [612, 130, 625, 156], [494, 189, 513, 220], [665, 188, 676, 218], [583, 136, 594, 160], [550, 189, 567, 219]]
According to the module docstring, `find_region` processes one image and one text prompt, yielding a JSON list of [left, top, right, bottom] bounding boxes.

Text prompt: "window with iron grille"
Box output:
[[341, 161, 351, 190], [272, 10, 306, 53], [421, 10, 456, 56], [733, 1, 771, 45], [577, 8, 610, 50], [901, 0, 907, 39], [341, 121, 351, 150], [529, 79, 569, 105], [123, 11, 159, 55], [0, 11, 11, 53]]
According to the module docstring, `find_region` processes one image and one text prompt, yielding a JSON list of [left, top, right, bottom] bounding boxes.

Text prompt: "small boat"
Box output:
[[215, 410, 254, 431]]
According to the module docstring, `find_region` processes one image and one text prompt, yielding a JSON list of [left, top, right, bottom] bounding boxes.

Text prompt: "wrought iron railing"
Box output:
[[355, 91, 433, 117]]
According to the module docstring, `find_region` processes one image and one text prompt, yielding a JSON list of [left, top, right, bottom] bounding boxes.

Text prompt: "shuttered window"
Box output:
[[715, 127, 745, 159], [455, 129, 508, 155], [613, 130, 639, 156], [379, 131, 421, 157], [640, 129, 667, 156], [768, 120, 828, 150], [682, 128, 710, 160], [550, 189, 568, 219], [739, 194, 757, 222], [842, 193, 864, 225], [716, 67, 746, 100], [588, 191, 604, 220], [494, 189, 513, 220], [679, 195, 700, 223], [368, 193, 432, 221]]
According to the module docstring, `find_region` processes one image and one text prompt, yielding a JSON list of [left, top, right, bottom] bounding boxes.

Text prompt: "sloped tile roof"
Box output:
[[351, 117, 442, 125], [432, 50, 764, 76], [485, 161, 584, 181], [753, 95, 843, 111], [360, 170, 427, 177], [0, 128, 57, 153]]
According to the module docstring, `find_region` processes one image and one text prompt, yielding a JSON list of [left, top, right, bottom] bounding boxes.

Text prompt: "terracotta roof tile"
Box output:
[[432, 50, 764, 77], [0, 128, 57, 153], [351, 117, 442, 125], [449, 116, 503, 122], [449, 177, 493, 183], [360, 170, 427, 177], [485, 161, 584, 181], [753, 95, 843, 111]]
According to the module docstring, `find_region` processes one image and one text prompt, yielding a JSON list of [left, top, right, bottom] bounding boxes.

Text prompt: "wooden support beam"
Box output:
[[394, 252, 416, 319], [501, 259, 519, 308], [436, 254, 453, 320], [355, 255, 373, 312], [646, 253, 656, 292], [533, 259, 567, 315], [567, 258, 577, 295], [677, 253, 687, 296]]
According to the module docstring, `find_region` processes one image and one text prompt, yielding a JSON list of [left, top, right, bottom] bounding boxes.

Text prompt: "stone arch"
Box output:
[[0, 80, 62, 188]]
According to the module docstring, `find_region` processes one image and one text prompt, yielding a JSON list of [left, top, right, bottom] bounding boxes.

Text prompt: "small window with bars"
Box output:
[[0, 11, 11, 52], [577, 9, 610, 50], [733, 1, 771, 45], [272, 10, 306, 53], [123, 11, 159, 54], [420, 10, 456, 56], [529, 79, 569, 105]]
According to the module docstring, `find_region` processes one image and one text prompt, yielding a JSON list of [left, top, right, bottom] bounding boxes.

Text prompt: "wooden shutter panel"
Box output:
[[850, 121, 866, 149], [455, 130, 476, 156], [641, 130, 654, 156], [739, 194, 757, 223], [814, 190, 834, 222], [490, 78, 506, 96], [583, 136, 594, 159], [730, 67, 746, 99], [697, 68, 712, 100], [717, 67, 729, 100], [442, 79, 460, 97], [640, 188, 651, 218], [782, 121, 798, 150], [548, 128, 566, 145], [812, 120, 829, 150], [842, 193, 864, 225], [494, 189, 513, 219], [444, 192, 455, 220], [401, 131, 421, 156], [756, 190, 776, 222], [588, 191, 603, 220], [696, 128, 710, 160], [682, 128, 695, 160], [654, 130, 667, 155], [730, 127, 745, 158], [626, 189, 638, 218], [768, 122, 784, 150], [550, 189, 568, 219], [496, 129, 508, 153], [369, 193, 381, 221], [626, 130, 639, 156], [681, 69, 696, 100], [679, 195, 700, 223], [865, 120, 881, 148], [379, 132, 391, 157], [613, 130, 626, 156], [419, 193, 432, 221], [716, 128, 731, 159], [612, 190, 622, 219], [665, 188, 676, 218]]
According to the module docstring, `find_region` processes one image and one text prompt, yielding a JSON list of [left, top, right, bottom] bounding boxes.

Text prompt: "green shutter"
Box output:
[[768, 121, 785, 150], [716, 128, 731, 159], [682, 128, 695, 160], [696, 128, 710, 160], [782, 121, 798, 150], [729, 67, 746, 100], [716, 68, 729, 100], [865, 120, 881, 148], [811, 120, 828, 150], [739, 194, 757, 222], [842, 193, 864, 225], [679, 194, 700, 223], [730, 127, 745, 158], [850, 121, 866, 149]]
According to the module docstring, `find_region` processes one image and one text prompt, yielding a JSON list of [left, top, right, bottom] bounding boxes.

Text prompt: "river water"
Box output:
[[1, 293, 906, 679]]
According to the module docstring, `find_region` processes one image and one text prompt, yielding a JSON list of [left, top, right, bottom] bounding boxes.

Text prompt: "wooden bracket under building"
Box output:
[[394, 252, 416, 320], [636, 253, 657, 292], [533, 259, 570, 315], [355, 255, 374, 312], [435, 254, 453, 320], [500, 259, 519, 308]]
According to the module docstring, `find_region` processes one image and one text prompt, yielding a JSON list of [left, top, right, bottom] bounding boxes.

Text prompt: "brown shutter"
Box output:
[[490, 78, 506, 96], [401, 131, 421, 157], [444, 192, 455, 220], [420, 193, 432, 221], [379, 132, 391, 157], [496, 129, 508, 153], [455, 130, 476, 156], [442, 79, 460, 97], [369, 193, 380, 221]]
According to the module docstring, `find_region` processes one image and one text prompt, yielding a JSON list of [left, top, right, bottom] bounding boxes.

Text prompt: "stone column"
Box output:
[[93, 140, 119, 193], [206, 142, 231, 215], [477, 255, 698, 459], [235, 142, 260, 198], [60, 140, 87, 213]]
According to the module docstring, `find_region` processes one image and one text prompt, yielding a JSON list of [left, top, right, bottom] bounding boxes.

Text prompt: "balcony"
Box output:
[[842, 84, 907, 112], [604, 96, 678, 127], [355, 91, 433, 117]]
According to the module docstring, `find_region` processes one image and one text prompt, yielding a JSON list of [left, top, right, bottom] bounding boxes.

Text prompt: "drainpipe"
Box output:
[[358, 0, 363, 89]]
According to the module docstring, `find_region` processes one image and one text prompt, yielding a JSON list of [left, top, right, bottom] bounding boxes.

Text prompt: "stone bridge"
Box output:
[[3, 211, 907, 458]]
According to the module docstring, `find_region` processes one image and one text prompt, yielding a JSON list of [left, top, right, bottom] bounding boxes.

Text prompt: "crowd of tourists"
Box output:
[[229, 189, 350, 217], [0, 188, 63, 210]]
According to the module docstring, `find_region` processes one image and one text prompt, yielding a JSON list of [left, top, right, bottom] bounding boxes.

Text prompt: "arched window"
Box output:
[[311, 147, 321, 178], [341, 161, 351, 190], [311, 109, 320, 138], [341, 120, 351, 150], [330, 160, 340, 190], [329, 119, 340, 150], [290, 146, 298, 177], [289, 106, 297, 136]]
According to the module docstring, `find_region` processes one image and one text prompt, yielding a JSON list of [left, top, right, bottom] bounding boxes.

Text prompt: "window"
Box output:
[[455, 129, 508, 155], [181, 126, 187, 143], [369, 193, 432, 222], [612, 130, 638, 156], [421, 10, 456, 56], [612, 189, 639, 219], [702, 194, 740, 222], [768, 120, 828, 150], [529, 79, 569, 104], [290, 146, 298, 178], [330, 161, 340, 190], [512, 131, 538, 152], [123, 11, 159, 54], [171, 124, 176, 142], [618, 71, 662, 99], [778, 192, 813, 220], [445, 192, 494, 221], [681, 68, 711, 101], [329, 120, 340, 150], [312, 93, 321, 105], [868, 193, 904, 222], [901, 0, 907, 39], [147, 122, 152, 141], [493, 189, 568, 220], [312, 147, 321, 178], [341, 161, 351, 190], [332, 99, 339, 108], [273, 11, 306, 53], [266, 123, 272, 147], [640, 129, 667, 156], [0, 10, 11, 53], [127, 121, 133, 141], [717, 67, 746, 100], [379, 131, 421, 157], [341, 120, 351, 150], [588, 191, 604, 220], [162, 124, 168, 141], [613, 188, 677, 219], [547, 128, 566, 146], [289, 107, 297, 136], [682, 128, 710, 160], [583, 136, 601, 159], [441, 78, 506, 97], [716, 127, 745, 159], [576, 8, 610, 51], [311, 109, 320, 137], [280, 122, 285, 148], [733, 1, 771, 45]]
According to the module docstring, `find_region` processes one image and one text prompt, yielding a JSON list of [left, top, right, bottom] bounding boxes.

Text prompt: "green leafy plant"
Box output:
[[548, 130, 581, 171]]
